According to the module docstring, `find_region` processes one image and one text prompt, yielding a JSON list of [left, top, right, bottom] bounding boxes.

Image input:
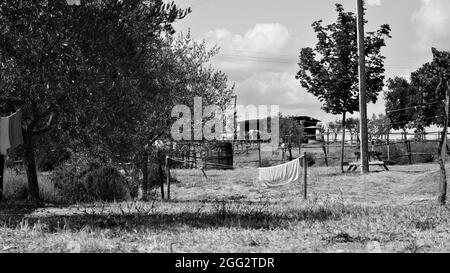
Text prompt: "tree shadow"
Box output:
[[0, 204, 343, 232]]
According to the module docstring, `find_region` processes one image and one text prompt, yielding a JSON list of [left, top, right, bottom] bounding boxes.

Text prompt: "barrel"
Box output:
[[203, 142, 234, 170]]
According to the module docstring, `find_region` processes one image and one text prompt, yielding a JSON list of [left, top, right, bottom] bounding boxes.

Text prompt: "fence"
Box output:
[[165, 153, 310, 201], [299, 130, 448, 166]]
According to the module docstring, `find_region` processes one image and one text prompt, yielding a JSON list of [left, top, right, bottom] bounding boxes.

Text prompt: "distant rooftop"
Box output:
[[291, 116, 321, 123]]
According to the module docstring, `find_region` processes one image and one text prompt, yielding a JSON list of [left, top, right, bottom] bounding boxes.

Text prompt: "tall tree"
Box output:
[[414, 49, 450, 205], [296, 3, 391, 172], [0, 0, 189, 200], [326, 121, 341, 142], [368, 114, 389, 142], [385, 77, 418, 138], [386, 48, 450, 205]]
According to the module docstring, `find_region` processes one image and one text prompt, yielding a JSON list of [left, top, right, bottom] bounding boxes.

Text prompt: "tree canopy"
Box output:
[[296, 3, 391, 117], [0, 0, 235, 200]]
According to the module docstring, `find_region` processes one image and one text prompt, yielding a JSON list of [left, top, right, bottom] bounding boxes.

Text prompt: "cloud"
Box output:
[[201, 24, 295, 81], [235, 71, 332, 121], [411, 0, 450, 51], [199, 24, 337, 123], [204, 23, 291, 54], [366, 0, 381, 6]]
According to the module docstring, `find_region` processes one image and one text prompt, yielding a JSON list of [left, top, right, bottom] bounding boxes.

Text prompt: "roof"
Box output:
[[291, 116, 322, 123]]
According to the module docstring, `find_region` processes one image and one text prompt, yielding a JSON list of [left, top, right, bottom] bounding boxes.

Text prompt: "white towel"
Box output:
[[0, 109, 24, 155], [258, 158, 301, 188]]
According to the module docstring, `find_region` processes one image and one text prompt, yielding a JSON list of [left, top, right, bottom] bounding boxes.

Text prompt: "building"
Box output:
[[237, 115, 321, 143], [291, 116, 322, 142]]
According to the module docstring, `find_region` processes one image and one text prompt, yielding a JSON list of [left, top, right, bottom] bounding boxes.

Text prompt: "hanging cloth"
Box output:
[[258, 158, 301, 188], [0, 109, 24, 155]]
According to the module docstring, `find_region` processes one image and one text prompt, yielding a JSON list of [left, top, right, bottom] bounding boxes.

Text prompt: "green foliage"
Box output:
[[385, 48, 450, 130], [280, 115, 304, 143], [385, 77, 418, 131], [302, 153, 316, 167], [83, 166, 128, 202], [0, 0, 195, 199], [368, 114, 389, 141], [52, 159, 130, 203], [36, 142, 72, 172], [296, 3, 391, 116]]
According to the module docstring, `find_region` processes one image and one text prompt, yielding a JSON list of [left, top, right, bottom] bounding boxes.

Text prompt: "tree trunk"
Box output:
[[140, 152, 149, 201], [23, 137, 40, 200], [438, 86, 449, 205], [0, 155, 4, 201], [340, 112, 346, 173]]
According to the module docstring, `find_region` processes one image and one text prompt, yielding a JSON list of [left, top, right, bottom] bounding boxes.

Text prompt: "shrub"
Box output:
[[36, 145, 72, 172], [52, 160, 129, 204], [260, 159, 273, 168], [4, 176, 28, 200], [83, 166, 128, 202], [301, 153, 316, 167]]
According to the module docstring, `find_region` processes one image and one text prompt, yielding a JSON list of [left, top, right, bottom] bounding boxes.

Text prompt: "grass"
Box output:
[[2, 169, 59, 203], [1, 163, 450, 253]]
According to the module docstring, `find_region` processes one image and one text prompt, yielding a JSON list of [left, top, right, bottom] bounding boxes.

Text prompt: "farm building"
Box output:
[[237, 115, 321, 143], [291, 116, 322, 142], [237, 117, 275, 141]]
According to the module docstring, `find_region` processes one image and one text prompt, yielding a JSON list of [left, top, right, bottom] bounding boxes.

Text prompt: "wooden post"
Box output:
[[340, 113, 347, 173], [303, 153, 308, 200], [438, 83, 449, 205], [258, 140, 262, 167], [326, 129, 330, 155], [0, 155, 4, 201], [406, 140, 412, 165], [322, 135, 329, 167], [166, 156, 171, 201], [193, 148, 198, 169], [141, 152, 149, 201], [357, 0, 370, 174], [387, 128, 391, 163], [288, 135, 293, 162], [159, 162, 165, 200]]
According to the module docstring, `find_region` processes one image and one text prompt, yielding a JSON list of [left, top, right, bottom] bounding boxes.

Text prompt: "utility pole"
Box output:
[[357, 0, 369, 174]]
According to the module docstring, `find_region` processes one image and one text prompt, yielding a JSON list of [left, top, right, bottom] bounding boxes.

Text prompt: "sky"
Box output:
[[170, 0, 450, 124]]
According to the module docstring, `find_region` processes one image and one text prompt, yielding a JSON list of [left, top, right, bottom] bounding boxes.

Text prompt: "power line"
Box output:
[[386, 101, 444, 114], [214, 52, 424, 70], [388, 115, 445, 127]]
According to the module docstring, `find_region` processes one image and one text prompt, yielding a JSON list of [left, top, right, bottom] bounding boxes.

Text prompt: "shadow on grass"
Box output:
[[0, 204, 343, 232], [0, 199, 53, 217]]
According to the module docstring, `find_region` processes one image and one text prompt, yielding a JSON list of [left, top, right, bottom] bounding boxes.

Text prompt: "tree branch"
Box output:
[[31, 113, 56, 136]]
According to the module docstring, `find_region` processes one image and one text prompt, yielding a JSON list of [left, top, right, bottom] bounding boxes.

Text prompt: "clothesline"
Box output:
[[258, 158, 302, 188]]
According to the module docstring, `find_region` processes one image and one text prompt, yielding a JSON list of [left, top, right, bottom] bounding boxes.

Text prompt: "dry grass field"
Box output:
[[1, 162, 450, 253]]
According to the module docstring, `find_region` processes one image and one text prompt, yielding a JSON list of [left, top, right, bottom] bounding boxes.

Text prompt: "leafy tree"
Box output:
[[326, 121, 341, 142], [368, 114, 389, 142], [415, 48, 450, 205], [0, 0, 189, 200], [384, 77, 418, 138], [133, 33, 234, 199], [280, 115, 304, 144], [296, 3, 391, 172]]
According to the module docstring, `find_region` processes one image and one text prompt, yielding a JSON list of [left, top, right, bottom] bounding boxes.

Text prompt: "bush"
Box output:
[[260, 159, 274, 168], [301, 153, 316, 167], [52, 161, 129, 204], [376, 141, 438, 165], [36, 145, 72, 172], [83, 166, 128, 202]]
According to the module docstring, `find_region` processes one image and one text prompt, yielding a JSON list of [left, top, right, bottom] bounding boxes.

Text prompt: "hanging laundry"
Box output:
[[0, 109, 24, 155], [258, 158, 301, 188]]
